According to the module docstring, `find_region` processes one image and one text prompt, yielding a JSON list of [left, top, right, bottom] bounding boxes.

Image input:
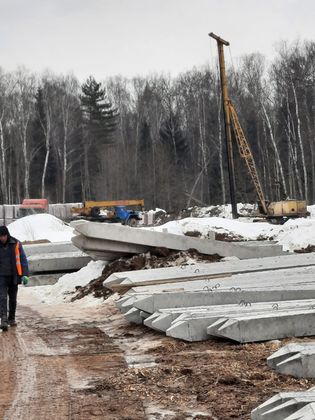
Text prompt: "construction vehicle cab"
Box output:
[[19, 199, 49, 217], [71, 199, 143, 226]]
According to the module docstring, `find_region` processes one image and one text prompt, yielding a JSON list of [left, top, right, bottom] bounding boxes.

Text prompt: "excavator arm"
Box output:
[[227, 101, 268, 215]]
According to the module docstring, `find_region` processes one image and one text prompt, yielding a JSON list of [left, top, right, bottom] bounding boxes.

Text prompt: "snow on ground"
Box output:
[[30, 260, 107, 305], [187, 203, 256, 218], [150, 203, 315, 252], [8, 214, 74, 242], [152, 217, 279, 240]]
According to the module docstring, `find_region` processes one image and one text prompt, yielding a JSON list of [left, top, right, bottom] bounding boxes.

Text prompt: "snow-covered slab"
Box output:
[[71, 220, 284, 259], [267, 343, 315, 378], [160, 300, 315, 341], [28, 251, 91, 274], [251, 387, 315, 420], [104, 254, 315, 290], [206, 309, 315, 343]]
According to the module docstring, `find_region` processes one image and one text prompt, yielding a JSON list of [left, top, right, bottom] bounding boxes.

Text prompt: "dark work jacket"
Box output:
[[0, 236, 29, 285]]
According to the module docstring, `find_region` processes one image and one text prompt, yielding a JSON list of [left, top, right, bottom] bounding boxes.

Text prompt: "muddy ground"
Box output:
[[0, 290, 314, 420]]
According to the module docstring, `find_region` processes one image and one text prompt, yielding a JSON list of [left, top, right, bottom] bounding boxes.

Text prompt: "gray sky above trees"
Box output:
[[1, 0, 314, 81]]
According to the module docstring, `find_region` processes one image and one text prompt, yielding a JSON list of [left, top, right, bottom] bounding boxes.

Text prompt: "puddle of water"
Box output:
[[144, 403, 176, 419], [125, 354, 157, 369], [145, 403, 215, 420]]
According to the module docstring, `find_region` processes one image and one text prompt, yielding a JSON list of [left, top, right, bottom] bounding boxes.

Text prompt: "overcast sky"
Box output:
[[1, 0, 314, 82]]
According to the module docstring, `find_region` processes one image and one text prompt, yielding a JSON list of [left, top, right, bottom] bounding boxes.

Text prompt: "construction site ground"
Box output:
[[0, 288, 313, 420]]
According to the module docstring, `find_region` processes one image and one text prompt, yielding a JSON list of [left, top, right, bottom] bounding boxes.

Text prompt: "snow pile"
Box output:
[[151, 215, 315, 252], [275, 218, 315, 251], [152, 217, 280, 239], [31, 260, 107, 304], [188, 203, 255, 219], [8, 214, 74, 242], [308, 204, 315, 219]]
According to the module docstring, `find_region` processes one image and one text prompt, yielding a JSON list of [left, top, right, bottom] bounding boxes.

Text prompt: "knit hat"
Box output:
[[0, 226, 9, 236]]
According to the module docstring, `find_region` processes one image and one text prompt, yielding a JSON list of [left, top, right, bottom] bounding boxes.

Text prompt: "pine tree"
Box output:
[[80, 76, 119, 199], [81, 76, 119, 143]]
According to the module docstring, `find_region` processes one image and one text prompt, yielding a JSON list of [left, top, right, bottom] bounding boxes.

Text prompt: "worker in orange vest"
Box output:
[[0, 226, 29, 331]]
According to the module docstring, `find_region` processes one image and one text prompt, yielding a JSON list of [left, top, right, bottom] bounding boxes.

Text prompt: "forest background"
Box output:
[[0, 40, 314, 211]]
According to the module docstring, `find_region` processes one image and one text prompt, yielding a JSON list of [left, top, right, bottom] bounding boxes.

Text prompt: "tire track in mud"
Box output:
[[0, 305, 127, 420]]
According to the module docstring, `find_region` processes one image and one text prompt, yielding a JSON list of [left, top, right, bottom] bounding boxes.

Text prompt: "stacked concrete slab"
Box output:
[[267, 343, 315, 378], [28, 251, 91, 274], [0, 202, 82, 225], [107, 252, 315, 343], [251, 387, 315, 420], [25, 241, 91, 274], [105, 252, 315, 290], [71, 220, 286, 261]]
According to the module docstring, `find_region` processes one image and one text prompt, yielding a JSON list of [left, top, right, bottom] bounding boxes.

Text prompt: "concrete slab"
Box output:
[[267, 343, 315, 378], [29, 273, 61, 286], [124, 307, 144, 324], [28, 251, 91, 274], [72, 234, 148, 260], [284, 402, 315, 419], [120, 266, 315, 302], [105, 253, 315, 289], [162, 301, 315, 342], [3, 205, 14, 219], [251, 388, 315, 420], [142, 299, 315, 333], [72, 220, 285, 259], [206, 310, 315, 343], [24, 241, 78, 257], [132, 287, 315, 315]]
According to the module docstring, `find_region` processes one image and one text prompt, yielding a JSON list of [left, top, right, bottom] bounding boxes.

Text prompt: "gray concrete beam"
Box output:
[[141, 299, 315, 333], [267, 343, 315, 378], [206, 310, 315, 343], [72, 220, 285, 259], [163, 301, 315, 342], [72, 234, 148, 260], [251, 388, 315, 420], [28, 251, 91, 274], [284, 402, 315, 419], [104, 253, 315, 289], [132, 288, 315, 315], [24, 241, 78, 257]]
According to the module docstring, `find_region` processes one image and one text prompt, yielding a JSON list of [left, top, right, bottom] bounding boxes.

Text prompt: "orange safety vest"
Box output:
[[15, 242, 23, 276]]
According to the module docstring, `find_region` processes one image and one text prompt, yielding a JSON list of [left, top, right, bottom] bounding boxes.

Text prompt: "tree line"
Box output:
[[0, 39, 314, 210]]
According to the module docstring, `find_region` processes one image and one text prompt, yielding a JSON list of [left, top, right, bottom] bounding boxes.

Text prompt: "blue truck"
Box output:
[[71, 200, 143, 226]]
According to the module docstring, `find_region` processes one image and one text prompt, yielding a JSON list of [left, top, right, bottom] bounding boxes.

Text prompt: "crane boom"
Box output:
[[228, 101, 268, 215], [209, 32, 308, 222]]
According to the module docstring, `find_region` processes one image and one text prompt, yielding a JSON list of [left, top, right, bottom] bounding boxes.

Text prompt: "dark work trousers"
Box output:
[[0, 276, 18, 321]]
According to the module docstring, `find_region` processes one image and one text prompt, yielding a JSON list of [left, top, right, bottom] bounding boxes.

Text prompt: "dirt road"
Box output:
[[0, 291, 314, 420], [0, 304, 129, 419]]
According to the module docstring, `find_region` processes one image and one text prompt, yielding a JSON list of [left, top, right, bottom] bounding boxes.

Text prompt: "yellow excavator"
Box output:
[[209, 33, 309, 223]]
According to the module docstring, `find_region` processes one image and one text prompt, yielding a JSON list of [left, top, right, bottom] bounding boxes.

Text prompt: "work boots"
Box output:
[[8, 319, 17, 327], [1, 316, 8, 331]]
